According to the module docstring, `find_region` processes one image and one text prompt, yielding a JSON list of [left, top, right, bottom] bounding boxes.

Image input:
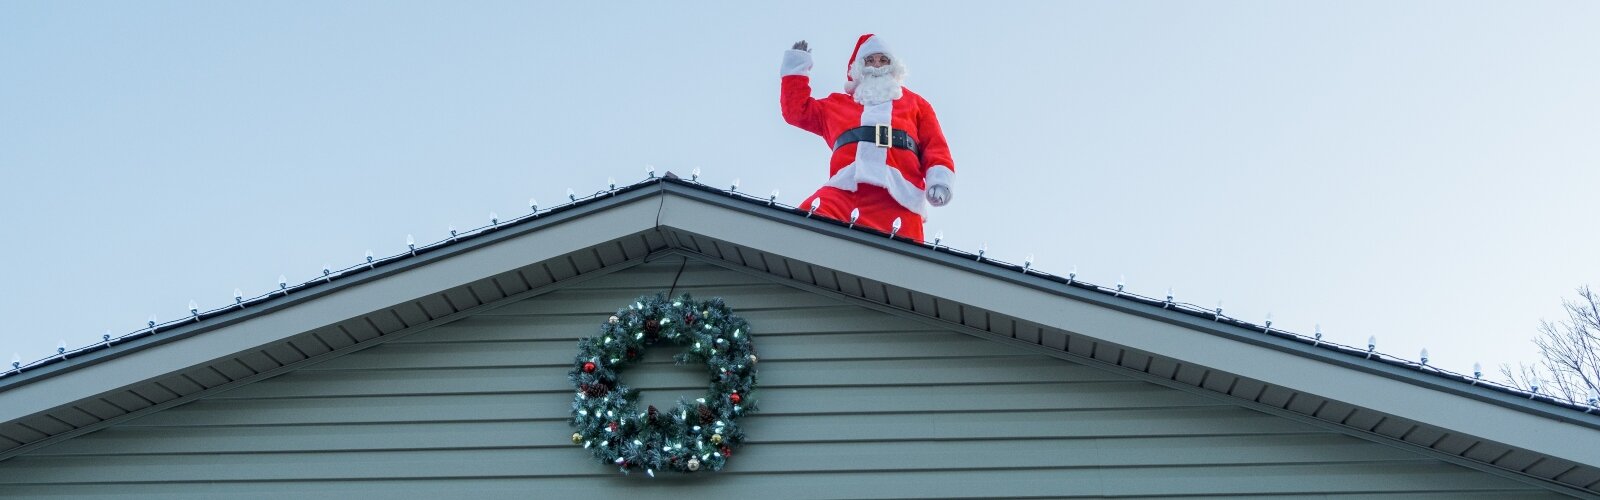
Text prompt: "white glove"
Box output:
[[926, 185, 952, 206]]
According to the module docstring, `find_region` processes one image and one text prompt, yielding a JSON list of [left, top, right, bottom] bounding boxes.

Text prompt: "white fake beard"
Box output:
[[851, 67, 903, 105]]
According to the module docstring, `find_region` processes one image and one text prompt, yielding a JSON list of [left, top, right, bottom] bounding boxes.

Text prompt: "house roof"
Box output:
[[2, 175, 1598, 495]]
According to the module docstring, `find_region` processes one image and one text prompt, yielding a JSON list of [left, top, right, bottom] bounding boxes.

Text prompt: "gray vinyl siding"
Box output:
[[0, 259, 1567, 498]]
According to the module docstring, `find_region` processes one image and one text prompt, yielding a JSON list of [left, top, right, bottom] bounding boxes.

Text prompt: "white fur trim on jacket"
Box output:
[[780, 49, 813, 77], [924, 165, 953, 192]]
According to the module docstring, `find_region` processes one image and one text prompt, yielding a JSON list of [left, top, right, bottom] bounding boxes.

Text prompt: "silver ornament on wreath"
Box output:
[[567, 293, 760, 475]]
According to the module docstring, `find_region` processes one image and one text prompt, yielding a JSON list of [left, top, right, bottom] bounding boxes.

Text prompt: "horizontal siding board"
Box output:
[[124, 382, 1218, 427], [36, 407, 1321, 456], [0, 485, 1563, 500], [220, 357, 1122, 399], [413, 307, 930, 344], [0, 462, 1552, 497], [318, 331, 1031, 371], [0, 434, 1434, 483], [487, 285, 845, 316]]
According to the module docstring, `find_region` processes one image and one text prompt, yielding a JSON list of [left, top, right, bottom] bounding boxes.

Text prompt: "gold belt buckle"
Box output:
[[874, 123, 892, 148]]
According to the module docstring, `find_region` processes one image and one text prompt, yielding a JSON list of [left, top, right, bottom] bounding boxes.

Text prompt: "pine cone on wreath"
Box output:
[[697, 405, 715, 424]]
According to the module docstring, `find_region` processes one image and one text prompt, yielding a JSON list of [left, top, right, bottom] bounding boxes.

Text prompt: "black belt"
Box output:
[[833, 125, 920, 158]]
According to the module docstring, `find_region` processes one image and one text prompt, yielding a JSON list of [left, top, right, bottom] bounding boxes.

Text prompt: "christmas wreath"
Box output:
[[568, 294, 759, 476]]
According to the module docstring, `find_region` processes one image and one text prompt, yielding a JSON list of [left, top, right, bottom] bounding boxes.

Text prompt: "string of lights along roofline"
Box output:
[[5, 166, 1597, 412]]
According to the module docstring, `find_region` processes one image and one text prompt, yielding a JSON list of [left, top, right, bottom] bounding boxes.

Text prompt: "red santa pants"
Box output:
[[800, 184, 925, 242]]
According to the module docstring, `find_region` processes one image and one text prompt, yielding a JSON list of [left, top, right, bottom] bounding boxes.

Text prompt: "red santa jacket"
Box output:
[[779, 49, 955, 216]]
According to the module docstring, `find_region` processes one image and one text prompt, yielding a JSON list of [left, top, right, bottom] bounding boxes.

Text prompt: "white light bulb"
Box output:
[[808, 197, 821, 215], [1367, 335, 1377, 352], [1473, 362, 1482, 379], [102, 330, 112, 343], [932, 230, 944, 247], [1214, 301, 1224, 319], [645, 164, 656, 178], [278, 275, 288, 290], [848, 208, 860, 225], [977, 243, 987, 261], [1165, 288, 1174, 304], [57, 340, 67, 355], [730, 178, 740, 191], [769, 189, 780, 205], [189, 300, 200, 317], [1068, 265, 1078, 282], [529, 198, 539, 212], [1023, 253, 1034, 271], [148, 314, 158, 329], [449, 225, 458, 239], [1419, 348, 1429, 365], [406, 234, 416, 253], [890, 217, 903, 237], [234, 288, 244, 304], [567, 188, 577, 201], [489, 211, 499, 226], [1263, 313, 1273, 329], [691, 167, 701, 181], [608, 177, 617, 190], [1116, 275, 1125, 294], [365, 250, 374, 264], [10, 353, 19, 369], [1314, 323, 1323, 340]]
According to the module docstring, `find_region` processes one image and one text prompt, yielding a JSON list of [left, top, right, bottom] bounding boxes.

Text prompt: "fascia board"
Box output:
[[0, 192, 663, 424], [653, 189, 1600, 469]]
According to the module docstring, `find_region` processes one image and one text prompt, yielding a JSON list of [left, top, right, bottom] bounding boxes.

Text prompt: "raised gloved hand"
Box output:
[[927, 185, 952, 207], [792, 40, 810, 52]]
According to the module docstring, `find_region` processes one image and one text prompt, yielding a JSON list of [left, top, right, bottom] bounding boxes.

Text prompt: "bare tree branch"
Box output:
[[1505, 285, 1600, 403]]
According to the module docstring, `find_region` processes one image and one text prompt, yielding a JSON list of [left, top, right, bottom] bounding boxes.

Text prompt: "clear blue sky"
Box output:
[[3, 2, 1597, 385]]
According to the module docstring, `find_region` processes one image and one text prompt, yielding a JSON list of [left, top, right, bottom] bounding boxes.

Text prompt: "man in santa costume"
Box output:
[[780, 34, 955, 242]]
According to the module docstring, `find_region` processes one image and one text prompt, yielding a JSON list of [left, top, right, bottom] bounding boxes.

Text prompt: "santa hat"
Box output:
[[844, 34, 903, 93]]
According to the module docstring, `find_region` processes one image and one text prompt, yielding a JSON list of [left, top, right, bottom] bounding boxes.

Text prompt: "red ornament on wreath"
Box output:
[[730, 392, 742, 404], [582, 361, 596, 373]]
